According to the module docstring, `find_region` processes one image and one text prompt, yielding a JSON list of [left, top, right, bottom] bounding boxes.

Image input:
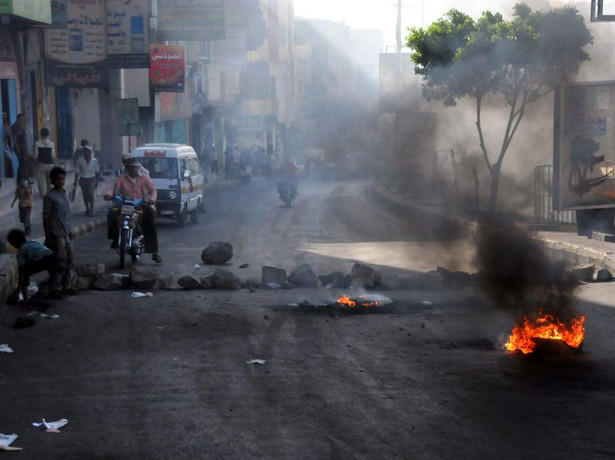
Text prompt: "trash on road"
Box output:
[[0, 344, 13, 353], [422, 300, 433, 306], [32, 419, 68, 433], [264, 283, 281, 289], [246, 359, 266, 365], [193, 264, 200, 270], [131, 292, 153, 298], [0, 433, 22, 451], [40, 313, 60, 319]]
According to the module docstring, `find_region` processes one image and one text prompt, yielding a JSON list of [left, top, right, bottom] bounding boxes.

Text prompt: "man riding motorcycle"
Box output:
[[104, 156, 162, 264], [277, 156, 298, 199]]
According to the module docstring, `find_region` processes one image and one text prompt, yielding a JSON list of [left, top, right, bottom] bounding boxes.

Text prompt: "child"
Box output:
[[43, 166, 77, 299], [10, 179, 33, 235], [6, 228, 54, 305]]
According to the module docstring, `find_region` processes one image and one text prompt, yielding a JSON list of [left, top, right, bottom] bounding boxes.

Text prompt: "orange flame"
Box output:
[[505, 311, 586, 354], [337, 295, 380, 308]]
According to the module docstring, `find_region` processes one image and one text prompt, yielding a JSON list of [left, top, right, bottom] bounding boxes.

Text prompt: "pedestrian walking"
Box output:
[[73, 144, 100, 217], [3, 112, 15, 179], [6, 228, 54, 306], [10, 179, 33, 235], [43, 166, 77, 299], [11, 113, 30, 180], [34, 127, 56, 199]]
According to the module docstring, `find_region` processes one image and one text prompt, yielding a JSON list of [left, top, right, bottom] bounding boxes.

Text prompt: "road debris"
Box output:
[[246, 359, 266, 365], [0, 344, 13, 353], [0, 433, 22, 451], [40, 313, 60, 319], [32, 419, 68, 433], [131, 292, 153, 298]]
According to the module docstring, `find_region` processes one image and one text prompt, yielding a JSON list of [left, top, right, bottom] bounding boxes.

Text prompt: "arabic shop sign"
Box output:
[[106, 0, 150, 69], [150, 45, 185, 93], [43, 0, 108, 88]]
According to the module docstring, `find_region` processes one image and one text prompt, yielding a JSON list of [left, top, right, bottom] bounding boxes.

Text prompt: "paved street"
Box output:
[[0, 177, 615, 458]]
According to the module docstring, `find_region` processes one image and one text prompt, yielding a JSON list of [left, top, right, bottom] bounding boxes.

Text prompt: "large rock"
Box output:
[[288, 263, 318, 287], [201, 242, 233, 265], [177, 275, 201, 289], [92, 273, 129, 291], [75, 263, 106, 277], [213, 269, 241, 289], [262, 266, 287, 286], [158, 273, 181, 290], [571, 263, 594, 282], [350, 263, 381, 289], [319, 272, 349, 289], [130, 265, 160, 290], [200, 274, 215, 289]]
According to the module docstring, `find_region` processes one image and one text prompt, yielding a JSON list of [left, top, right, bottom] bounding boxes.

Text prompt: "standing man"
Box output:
[[43, 166, 77, 299], [104, 157, 162, 263], [34, 127, 56, 199], [73, 144, 100, 217], [11, 113, 29, 180]]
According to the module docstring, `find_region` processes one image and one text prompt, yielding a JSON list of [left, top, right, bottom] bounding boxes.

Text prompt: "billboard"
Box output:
[[150, 45, 185, 93], [158, 0, 225, 41], [106, 0, 150, 68], [44, 0, 108, 88], [554, 81, 615, 210]]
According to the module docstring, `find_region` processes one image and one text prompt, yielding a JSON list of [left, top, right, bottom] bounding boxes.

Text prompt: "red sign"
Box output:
[[143, 150, 166, 157], [149, 45, 185, 93]]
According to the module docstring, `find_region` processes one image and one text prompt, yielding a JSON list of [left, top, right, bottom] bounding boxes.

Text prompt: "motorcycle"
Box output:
[[111, 195, 145, 269], [278, 176, 296, 207]]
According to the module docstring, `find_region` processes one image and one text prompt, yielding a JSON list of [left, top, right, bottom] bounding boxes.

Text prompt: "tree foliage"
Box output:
[[405, 3, 592, 211]]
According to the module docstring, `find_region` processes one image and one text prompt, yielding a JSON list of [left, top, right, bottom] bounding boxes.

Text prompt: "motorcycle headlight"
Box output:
[[169, 191, 178, 200]]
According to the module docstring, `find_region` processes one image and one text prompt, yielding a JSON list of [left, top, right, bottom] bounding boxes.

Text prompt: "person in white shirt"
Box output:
[[73, 145, 100, 217], [34, 128, 56, 199]]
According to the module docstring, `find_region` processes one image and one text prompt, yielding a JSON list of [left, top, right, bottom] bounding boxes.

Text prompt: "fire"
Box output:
[[505, 310, 586, 354], [337, 295, 380, 308]]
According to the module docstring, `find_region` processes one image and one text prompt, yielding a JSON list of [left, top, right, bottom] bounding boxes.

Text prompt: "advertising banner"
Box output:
[[44, 0, 108, 88], [107, 0, 149, 69], [150, 45, 185, 93], [554, 81, 615, 209], [0, 0, 52, 24], [158, 0, 225, 41]]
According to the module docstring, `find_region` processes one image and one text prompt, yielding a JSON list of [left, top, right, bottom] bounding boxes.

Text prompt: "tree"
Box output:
[[406, 3, 592, 212]]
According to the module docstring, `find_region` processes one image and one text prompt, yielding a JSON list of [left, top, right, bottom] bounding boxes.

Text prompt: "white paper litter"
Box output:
[[32, 418, 68, 433], [131, 292, 153, 298], [40, 313, 60, 319], [0, 344, 13, 353], [0, 433, 21, 451], [422, 300, 433, 306], [246, 359, 266, 365], [193, 264, 200, 270]]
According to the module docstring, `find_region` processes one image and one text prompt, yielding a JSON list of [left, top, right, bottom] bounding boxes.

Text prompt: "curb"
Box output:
[[371, 181, 615, 272]]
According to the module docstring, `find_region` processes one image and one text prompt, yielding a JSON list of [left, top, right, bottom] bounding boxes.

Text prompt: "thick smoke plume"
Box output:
[[475, 217, 579, 322]]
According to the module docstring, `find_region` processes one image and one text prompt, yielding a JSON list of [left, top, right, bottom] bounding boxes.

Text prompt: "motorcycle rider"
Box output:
[[104, 156, 162, 264], [277, 156, 298, 198]]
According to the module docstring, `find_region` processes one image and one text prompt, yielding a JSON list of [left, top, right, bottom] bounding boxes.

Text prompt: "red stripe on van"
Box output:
[[143, 150, 166, 157]]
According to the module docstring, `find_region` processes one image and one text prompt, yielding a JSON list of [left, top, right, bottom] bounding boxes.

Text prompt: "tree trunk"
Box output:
[[488, 164, 501, 213]]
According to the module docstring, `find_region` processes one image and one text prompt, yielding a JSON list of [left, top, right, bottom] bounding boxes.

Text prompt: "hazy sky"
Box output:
[[293, 0, 571, 51]]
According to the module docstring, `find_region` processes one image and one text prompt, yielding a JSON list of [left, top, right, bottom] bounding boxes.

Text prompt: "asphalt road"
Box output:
[[1, 178, 614, 459]]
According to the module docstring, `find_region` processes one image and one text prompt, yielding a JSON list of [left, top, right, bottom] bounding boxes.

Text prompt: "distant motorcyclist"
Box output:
[[104, 157, 162, 264], [277, 156, 298, 198]]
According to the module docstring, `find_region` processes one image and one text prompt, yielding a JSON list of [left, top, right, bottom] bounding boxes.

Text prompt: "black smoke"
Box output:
[[475, 216, 579, 322]]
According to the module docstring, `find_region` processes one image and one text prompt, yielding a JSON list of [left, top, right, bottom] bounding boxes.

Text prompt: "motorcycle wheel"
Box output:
[[284, 192, 292, 207], [119, 227, 129, 269]]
